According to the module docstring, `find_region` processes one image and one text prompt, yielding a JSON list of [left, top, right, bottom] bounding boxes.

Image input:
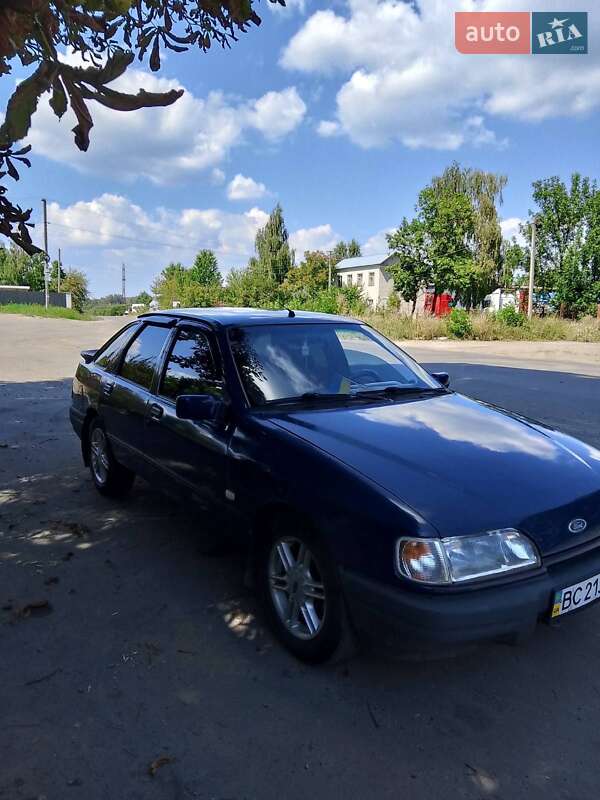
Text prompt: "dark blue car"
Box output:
[[70, 308, 600, 662]]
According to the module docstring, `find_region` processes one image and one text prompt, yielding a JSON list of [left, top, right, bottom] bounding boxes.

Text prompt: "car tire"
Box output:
[[88, 418, 135, 498], [256, 517, 349, 664]]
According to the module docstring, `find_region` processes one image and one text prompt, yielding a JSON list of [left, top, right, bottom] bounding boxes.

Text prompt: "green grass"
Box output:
[[0, 303, 95, 320], [363, 312, 600, 343]]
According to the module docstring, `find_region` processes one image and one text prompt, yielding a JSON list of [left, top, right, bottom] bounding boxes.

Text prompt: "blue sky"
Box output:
[[2, 0, 600, 296]]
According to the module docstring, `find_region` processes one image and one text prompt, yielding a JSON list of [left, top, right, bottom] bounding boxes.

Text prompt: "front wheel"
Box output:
[[88, 419, 135, 498], [257, 521, 346, 663]]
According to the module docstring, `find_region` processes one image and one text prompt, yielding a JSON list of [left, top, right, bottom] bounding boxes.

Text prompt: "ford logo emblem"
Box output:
[[568, 518, 588, 534]]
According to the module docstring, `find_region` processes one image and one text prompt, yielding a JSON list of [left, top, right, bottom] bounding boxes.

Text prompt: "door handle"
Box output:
[[148, 402, 164, 421], [101, 379, 115, 395]]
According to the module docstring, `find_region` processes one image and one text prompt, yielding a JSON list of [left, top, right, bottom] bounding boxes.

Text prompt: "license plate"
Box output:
[[551, 573, 600, 618]]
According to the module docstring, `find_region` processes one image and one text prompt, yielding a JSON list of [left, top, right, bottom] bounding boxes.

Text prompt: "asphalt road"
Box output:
[[1, 315, 600, 800]]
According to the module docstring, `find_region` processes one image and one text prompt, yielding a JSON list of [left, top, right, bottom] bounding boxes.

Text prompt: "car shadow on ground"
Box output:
[[1, 369, 600, 800]]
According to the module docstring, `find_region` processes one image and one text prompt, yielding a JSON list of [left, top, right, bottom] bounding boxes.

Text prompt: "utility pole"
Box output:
[[57, 247, 61, 293], [122, 263, 126, 302], [328, 251, 332, 289], [527, 216, 538, 319], [42, 198, 49, 309]]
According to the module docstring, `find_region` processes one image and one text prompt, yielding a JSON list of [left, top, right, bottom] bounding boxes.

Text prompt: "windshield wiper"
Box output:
[[264, 391, 365, 407], [354, 385, 448, 399]]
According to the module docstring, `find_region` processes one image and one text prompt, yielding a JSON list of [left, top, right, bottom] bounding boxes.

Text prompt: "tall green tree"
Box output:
[[332, 239, 362, 265], [431, 162, 506, 304], [254, 204, 294, 284], [189, 249, 221, 286], [528, 174, 595, 294], [386, 219, 430, 315]]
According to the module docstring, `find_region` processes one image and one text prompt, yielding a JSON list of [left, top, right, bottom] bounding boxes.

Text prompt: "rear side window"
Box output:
[[160, 328, 221, 400], [95, 323, 140, 373], [119, 324, 170, 390]]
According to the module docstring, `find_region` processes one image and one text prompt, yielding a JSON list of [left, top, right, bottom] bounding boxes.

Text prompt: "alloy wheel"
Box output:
[[268, 536, 327, 640], [90, 426, 110, 486]]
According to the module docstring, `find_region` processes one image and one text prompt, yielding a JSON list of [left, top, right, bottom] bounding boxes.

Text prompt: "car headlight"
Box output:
[[396, 529, 540, 585]]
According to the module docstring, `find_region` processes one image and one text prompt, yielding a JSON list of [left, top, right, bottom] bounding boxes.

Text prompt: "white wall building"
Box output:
[[336, 254, 398, 309]]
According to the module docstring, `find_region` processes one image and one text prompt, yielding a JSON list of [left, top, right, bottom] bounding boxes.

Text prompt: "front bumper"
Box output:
[[342, 542, 600, 650]]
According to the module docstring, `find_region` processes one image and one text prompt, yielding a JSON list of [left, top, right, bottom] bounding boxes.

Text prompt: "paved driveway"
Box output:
[[1, 315, 600, 800]]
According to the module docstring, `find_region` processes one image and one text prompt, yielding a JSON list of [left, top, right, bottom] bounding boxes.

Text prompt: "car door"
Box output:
[[99, 321, 173, 475], [142, 323, 229, 511]]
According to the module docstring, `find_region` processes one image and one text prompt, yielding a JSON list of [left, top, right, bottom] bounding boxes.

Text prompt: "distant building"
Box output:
[[335, 254, 399, 309]]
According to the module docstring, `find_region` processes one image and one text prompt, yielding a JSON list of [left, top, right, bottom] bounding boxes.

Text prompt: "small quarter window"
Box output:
[[95, 323, 140, 373]]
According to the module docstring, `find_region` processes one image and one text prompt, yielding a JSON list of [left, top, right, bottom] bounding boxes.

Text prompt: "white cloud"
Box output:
[[227, 173, 269, 201], [281, 0, 600, 150], [501, 217, 526, 245], [27, 70, 306, 183], [246, 87, 307, 141], [289, 223, 338, 258], [210, 168, 226, 185], [316, 120, 342, 138], [362, 228, 393, 256]]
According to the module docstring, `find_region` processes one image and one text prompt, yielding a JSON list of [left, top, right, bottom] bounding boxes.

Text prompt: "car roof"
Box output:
[[139, 307, 359, 328]]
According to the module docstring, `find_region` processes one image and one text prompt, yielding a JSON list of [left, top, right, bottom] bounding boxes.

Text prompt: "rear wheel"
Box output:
[[88, 419, 135, 498], [257, 519, 346, 663]]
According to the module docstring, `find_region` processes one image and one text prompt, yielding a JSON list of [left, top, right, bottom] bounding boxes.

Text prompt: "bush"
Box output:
[[447, 308, 473, 339], [496, 305, 525, 327]]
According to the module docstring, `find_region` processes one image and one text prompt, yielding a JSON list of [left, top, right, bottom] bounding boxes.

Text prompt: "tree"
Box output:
[[189, 250, 221, 287], [281, 250, 329, 296], [501, 238, 526, 288], [0, 244, 45, 289], [528, 174, 595, 293], [62, 269, 89, 312], [0, 0, 278, 254], [136, 290, 152, 306], [254, 204, 294, 284], [386, 219, 430, 315], [554, 241, 599, 318], [431, 162, 506, 304], [332, 239, 362, 265], [418, 185, 476, 302]]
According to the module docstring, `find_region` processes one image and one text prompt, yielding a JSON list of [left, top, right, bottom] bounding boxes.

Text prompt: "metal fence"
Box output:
[[0, 289, 71, 308]]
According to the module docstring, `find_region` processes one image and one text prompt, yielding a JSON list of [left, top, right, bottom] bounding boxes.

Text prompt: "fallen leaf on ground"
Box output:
[[148, 755, 175, 777], [12, 599, 52, 620], [49, 520, 90, 538]]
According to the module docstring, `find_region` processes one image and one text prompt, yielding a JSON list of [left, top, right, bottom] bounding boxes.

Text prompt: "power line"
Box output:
[[45, 218, 256, 262]]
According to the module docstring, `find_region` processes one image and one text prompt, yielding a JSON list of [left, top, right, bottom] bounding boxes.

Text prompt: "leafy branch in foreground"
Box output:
[[0, 0, 280, 253]]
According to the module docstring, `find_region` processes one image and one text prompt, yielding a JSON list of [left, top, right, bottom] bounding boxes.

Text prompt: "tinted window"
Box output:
[[119, 324, 170, 389], [160, 328, 220, 400], [95, 323, 140, 372]]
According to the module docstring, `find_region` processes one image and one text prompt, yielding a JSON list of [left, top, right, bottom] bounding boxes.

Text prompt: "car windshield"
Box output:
[[228, 322, 439, 406]]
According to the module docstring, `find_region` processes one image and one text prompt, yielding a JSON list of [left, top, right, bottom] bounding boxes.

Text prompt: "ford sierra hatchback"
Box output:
[[70, 309, 600, 662]]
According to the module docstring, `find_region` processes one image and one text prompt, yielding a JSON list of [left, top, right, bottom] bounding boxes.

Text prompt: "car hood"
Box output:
[[270, 393, 600, 553]]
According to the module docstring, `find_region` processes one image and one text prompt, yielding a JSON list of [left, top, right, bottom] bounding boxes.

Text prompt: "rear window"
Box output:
[[119, 324, 171, 390], [95, 323, 140, 373]]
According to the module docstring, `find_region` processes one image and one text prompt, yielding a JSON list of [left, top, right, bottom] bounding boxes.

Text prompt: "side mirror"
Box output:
[[80, 349, 98, 364], [431, 371, 450, 388], [176, 394, 227, 424]]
